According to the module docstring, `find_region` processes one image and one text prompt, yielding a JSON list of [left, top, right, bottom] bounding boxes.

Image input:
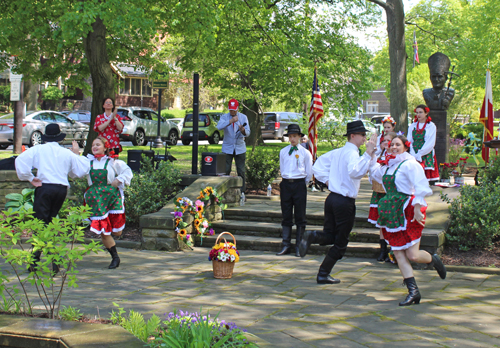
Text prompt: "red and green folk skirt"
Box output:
[[379, 196, 427, 251], [368, 191, 386, 225], [85, 163, 126, 235]]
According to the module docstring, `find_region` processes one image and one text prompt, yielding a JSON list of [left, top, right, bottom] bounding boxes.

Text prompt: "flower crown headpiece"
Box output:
[[382, 115, 396, 126]]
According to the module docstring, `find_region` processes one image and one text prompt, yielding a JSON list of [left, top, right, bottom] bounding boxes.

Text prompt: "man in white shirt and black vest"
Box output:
[[276, 124, 313, 257], [299, 120, 377, 284], [16, 124, 90, 273]]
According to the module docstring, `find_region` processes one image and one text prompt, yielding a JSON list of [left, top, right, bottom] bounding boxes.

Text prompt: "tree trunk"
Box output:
[[24, 79, 38, 111], [82, 17, 115, 155], [240, 75, 264, 149], [385, 0, 408, 133]]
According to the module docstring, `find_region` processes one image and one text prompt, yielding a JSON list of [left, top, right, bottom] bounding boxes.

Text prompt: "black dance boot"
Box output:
[[399, 277, 421, 306], [317, 255, 341, 284], [295, 226, 305, 257], [276, 226, 292, 255], [106, 246, 121, 269], [377, 239, 388, 261], [429, 254, 447, 279], [299, 231, 325, 258]]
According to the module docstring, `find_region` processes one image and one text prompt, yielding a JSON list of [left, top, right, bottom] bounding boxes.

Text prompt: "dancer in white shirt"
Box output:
[[16, 124, 90, 273], [276, 125, 313, 257], [299, 120, 377, 284], [85, 137, 133, 269], [369, 134, 446, 306]]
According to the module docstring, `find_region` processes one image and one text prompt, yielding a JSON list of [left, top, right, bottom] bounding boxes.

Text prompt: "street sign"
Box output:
[[9, 72, 22, 101], [152, 70, 168, 89]]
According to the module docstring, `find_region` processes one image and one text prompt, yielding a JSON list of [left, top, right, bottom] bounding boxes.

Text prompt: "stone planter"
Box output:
[[454, 176, 465, 185]]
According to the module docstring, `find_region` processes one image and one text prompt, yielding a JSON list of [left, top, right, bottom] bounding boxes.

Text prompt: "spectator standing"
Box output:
[[94, 97, 124, 154], [217, 99, 251, 193]]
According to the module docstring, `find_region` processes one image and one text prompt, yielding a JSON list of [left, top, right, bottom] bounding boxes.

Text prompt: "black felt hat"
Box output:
[[41, 123, 66, 142], [284, 124, 304, 137], [344, 120, 368, 136]]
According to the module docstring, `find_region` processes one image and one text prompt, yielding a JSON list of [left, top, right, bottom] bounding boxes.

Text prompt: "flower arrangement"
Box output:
[[209, 241, 240, 263], [173, 186, 226, 247], [439, 162, 457, 180], [454, 156, 469, 177]]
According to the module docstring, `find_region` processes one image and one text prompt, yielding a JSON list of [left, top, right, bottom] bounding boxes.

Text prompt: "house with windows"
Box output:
[[113, 64, 158, 109], [361, 88, 390, 119]]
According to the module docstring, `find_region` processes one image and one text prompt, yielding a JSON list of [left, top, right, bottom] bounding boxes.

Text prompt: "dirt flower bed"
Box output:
[[441, 244, 500, 268], [84, 225, 142, 242]]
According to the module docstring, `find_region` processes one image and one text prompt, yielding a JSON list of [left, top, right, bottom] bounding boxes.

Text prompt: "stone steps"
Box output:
[[195, 234, 380, 257]]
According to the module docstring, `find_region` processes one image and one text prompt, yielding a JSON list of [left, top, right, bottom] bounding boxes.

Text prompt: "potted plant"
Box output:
[[454, 156, 469, 185], [439, 162, 453, 183]]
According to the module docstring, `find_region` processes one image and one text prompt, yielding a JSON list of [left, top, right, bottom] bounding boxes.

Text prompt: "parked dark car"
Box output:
[[261, 112, 303, 142], [66, 110, 91, 125]]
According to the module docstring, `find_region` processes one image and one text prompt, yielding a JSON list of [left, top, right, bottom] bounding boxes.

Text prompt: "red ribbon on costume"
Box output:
[[405, 140, 411, 148], [109, 150, 119, 159], [94, 154, 105, 159], [378, 153, 395, 166]]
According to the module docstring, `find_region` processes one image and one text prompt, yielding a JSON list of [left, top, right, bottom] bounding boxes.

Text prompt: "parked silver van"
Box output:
[[261, 112, 303, 142]]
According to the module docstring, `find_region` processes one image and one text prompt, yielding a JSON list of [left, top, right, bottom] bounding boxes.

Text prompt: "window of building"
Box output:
[[120, 78, 152, 97], [366, 101, 378, 113]]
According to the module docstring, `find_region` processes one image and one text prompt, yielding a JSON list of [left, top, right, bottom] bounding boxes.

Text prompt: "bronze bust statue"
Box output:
[[423, 52, 455, 110]]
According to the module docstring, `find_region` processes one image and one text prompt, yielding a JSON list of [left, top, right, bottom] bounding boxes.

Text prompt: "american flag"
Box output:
[[413, 30, 419, 67], [480, 68, 493, 163], [308, 67, 324, 160]]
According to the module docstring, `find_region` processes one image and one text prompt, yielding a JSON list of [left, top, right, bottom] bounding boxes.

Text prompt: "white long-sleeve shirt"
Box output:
[[369, 152, 432, 207], [217, 112, 251, 155], [86, 155, 133, 192], [313, 142, 376, 199], [15, 142, 90, 186], [407, 121, 436, 162], [280, 144, 313, 182]]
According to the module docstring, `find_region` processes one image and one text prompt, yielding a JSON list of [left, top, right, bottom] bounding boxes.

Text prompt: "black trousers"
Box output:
[[280, 179, 307, 227], [33, 184, 68, 225], [322, 192, 356, 261], [225, 152, 246, 192]]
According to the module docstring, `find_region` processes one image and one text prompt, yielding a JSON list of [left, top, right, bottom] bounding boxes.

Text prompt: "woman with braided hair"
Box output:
[[85, 137, 133, 269], [375, 116, 396, 156], [407, 105, 440, 182], [369, 134, 446, 306]]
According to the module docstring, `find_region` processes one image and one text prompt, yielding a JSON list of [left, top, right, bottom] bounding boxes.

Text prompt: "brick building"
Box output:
[[361, 88, 390, 120]]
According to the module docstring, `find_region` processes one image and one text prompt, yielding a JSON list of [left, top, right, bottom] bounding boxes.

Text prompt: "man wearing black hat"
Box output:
[[276, 124, 313, 257], [15, 124, 90, 272], [298, 120, 377, 284]]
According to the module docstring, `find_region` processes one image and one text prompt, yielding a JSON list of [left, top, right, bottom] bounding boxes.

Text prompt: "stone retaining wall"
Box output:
[[0, 170, 32, 210], [140, 175, 243, 251]]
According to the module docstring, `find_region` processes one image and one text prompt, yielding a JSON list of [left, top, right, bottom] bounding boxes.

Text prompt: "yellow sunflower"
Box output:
[[175, 218, 181, 227], [198, 212, 203, 219], [198, 193, 205, 200], [194, 219, 201, 227], [176, 197, 183, 203], [178, 229, 187, 237]]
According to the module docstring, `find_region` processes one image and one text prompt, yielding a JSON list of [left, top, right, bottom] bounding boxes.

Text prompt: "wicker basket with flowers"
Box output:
[[208, 232, 239, 279]]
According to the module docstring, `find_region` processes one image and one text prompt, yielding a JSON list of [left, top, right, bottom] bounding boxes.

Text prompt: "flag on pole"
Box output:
[[479, 68, 494, 163], [308, 67, 324, 161], [412, 30, 419, 68]]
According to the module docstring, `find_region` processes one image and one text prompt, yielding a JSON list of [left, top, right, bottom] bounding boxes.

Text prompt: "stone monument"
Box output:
[[422, 52, 457, 166]]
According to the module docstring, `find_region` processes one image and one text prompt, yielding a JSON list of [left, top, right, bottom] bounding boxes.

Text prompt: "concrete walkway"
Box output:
[[48, 247, 500, 347]]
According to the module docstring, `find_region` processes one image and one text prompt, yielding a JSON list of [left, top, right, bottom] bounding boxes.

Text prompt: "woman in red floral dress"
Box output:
[[94, 97, 124, 154], [407, 105, 440, 182], [85, 137, 132, 269], [368, 131, 396, 261], [370, 135, 446, 306]]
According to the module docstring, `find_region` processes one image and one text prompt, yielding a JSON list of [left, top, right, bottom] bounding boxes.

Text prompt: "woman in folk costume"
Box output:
[[369, 135, 446, 306], [368, 131, 397, 261], [85, 137, 133, 269], [375, 116, 396, 155], [407, 105, 440, 182]]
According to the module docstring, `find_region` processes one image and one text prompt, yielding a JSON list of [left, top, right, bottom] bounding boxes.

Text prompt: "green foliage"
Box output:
[[441, 182, 500, 250], [245, 147, 280, 190], [0, 207, 100, 318], [316, 119, 347, 150], [110, 303, 161, 343], [0, 86, 11, 109], [41, 87, 64, 103], [477, 156, 500, 185], [5, 188, 35, 212], [59, 305, 83, 321], [124, 155, 182, 225], [161, 109, 186, 119]]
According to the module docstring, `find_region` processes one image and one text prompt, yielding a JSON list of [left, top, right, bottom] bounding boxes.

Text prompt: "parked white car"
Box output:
[[116, 107, 179, 146]]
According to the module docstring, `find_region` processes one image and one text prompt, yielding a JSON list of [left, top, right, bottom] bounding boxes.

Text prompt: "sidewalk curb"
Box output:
[[446, 265, 500, 275]]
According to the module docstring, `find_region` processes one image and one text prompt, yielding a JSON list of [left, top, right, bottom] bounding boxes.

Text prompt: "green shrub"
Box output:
[[245, 147, 280, 190], [161, 109, 186, 119], [440, 182, 500, 250], [110, 303, 161, 343], [41, 86, 64, 102], [59, 305, 83, 321], [124, 156, 182, 225], [477, 156, 500, 185]]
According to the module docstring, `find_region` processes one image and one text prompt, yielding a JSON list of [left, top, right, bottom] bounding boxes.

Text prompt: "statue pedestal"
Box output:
[[429, 110, 449, 166]]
